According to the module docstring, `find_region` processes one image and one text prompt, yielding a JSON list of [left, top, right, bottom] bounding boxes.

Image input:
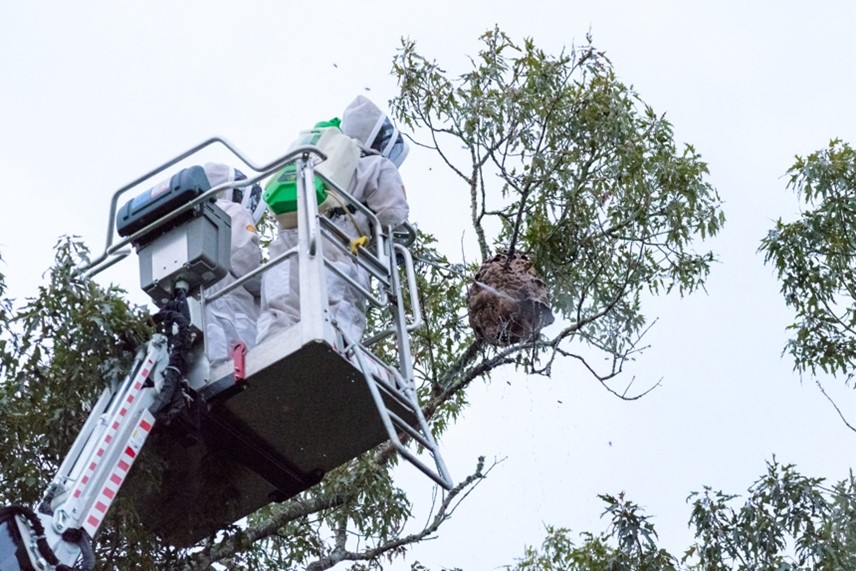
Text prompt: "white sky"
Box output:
[[3, 1, 856, 569]]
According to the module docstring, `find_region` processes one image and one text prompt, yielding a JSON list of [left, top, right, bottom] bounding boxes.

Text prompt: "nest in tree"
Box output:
[[467, 251, 555, 346]]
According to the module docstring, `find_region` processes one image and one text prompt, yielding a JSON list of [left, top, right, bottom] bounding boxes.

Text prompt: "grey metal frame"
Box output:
[[78, 137, 453, 491]]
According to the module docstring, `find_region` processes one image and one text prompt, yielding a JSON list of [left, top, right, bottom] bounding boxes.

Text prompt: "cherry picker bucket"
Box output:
[[74, 137, 452, 548]]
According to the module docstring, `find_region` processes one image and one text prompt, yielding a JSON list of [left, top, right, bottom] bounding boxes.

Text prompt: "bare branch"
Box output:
[[816, 380, 856, 434], [303, 457, 491, 571], [470, 152, 490, 260], [182, 493, 351, 570]]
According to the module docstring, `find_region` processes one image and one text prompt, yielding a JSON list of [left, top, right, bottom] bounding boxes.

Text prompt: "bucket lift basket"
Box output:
[[80, 138, 452, 546]]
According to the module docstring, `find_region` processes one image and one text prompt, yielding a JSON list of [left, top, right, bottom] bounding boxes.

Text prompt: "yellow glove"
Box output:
[[350, 235, 369, 254]]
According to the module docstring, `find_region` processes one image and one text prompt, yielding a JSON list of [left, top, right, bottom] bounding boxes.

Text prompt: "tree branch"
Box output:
[[304, 457, 490, 571], [182, 493, 352, 569], [470, 151, 490, 260], [816, 380, 856, 434]]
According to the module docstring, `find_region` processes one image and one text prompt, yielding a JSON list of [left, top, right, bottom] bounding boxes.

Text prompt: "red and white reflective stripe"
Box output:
[[68, 359, 153, 512], [82, 411, 155, 537], [70, 429, 117, 501]]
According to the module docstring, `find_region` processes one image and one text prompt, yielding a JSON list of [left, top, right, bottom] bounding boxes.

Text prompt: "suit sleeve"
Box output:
[[219, 200, 263, 296], [362, 158, 409, 228]]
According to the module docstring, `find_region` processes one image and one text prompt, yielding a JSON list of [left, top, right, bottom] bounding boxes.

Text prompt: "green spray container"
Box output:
[[263, 118, 360, 228], [263, 164, 327, 216]]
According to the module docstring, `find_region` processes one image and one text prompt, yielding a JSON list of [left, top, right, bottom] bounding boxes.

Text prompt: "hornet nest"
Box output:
[[467, 251, 555, 346]]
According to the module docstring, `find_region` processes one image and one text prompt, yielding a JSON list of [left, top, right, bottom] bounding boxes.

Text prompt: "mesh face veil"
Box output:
[[232, 168, 266, 224], [367, 116, 409, 168], [341, 95, 409, 168], [203, 162, 266, 224]]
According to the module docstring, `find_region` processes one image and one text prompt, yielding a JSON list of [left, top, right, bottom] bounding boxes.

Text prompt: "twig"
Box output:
[[816, 380, 856, 433]]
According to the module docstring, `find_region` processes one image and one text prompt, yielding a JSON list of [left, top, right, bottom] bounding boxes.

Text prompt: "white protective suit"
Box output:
[[202, 162, 264, 365], [256, 97, 410, 344]]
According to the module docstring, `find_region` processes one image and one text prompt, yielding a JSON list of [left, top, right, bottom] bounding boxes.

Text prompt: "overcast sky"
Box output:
[[3, 1, 856, 569]]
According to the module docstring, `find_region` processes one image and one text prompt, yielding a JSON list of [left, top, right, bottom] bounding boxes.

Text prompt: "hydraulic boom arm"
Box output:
[[0, 290, 193, 570]]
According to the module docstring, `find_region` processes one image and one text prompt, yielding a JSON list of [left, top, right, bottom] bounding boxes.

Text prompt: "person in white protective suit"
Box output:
[[202, 162, 266, 365], [256, 96, 410, 344]]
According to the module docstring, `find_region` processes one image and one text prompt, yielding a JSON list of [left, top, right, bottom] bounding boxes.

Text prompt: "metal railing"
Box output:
[[78, 136, 451, 491]]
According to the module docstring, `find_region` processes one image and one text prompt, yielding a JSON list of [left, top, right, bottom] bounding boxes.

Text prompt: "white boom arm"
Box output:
[[34, 333, 171, 568]]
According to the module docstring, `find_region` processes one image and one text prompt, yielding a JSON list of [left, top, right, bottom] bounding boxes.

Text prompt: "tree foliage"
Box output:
[[760, 139, 856, 381], [0, 28, 722, 570], [392, 27, 723, 394], [505, 137, 856, 571], [0, 239, 181, 569], [510, 495, 678, 571], [509, 459, 856, 571]]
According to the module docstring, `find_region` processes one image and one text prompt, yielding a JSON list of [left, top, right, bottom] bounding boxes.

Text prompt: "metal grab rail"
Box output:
[[348, 343, 453, 489], [79, 141, 328, 278], [204, 246, 298, 306], [207, 169, 414, 316], [312, 169, 384, 261], [362, 241, 424, 348], [72, 136, 451, 493], [396, 243, 424, 334], [317, 218, 391, 285]]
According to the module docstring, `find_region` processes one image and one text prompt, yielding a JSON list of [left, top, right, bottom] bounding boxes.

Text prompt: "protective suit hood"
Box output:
[[341, 96, 409, 168], [203, 162, 266, 224]]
